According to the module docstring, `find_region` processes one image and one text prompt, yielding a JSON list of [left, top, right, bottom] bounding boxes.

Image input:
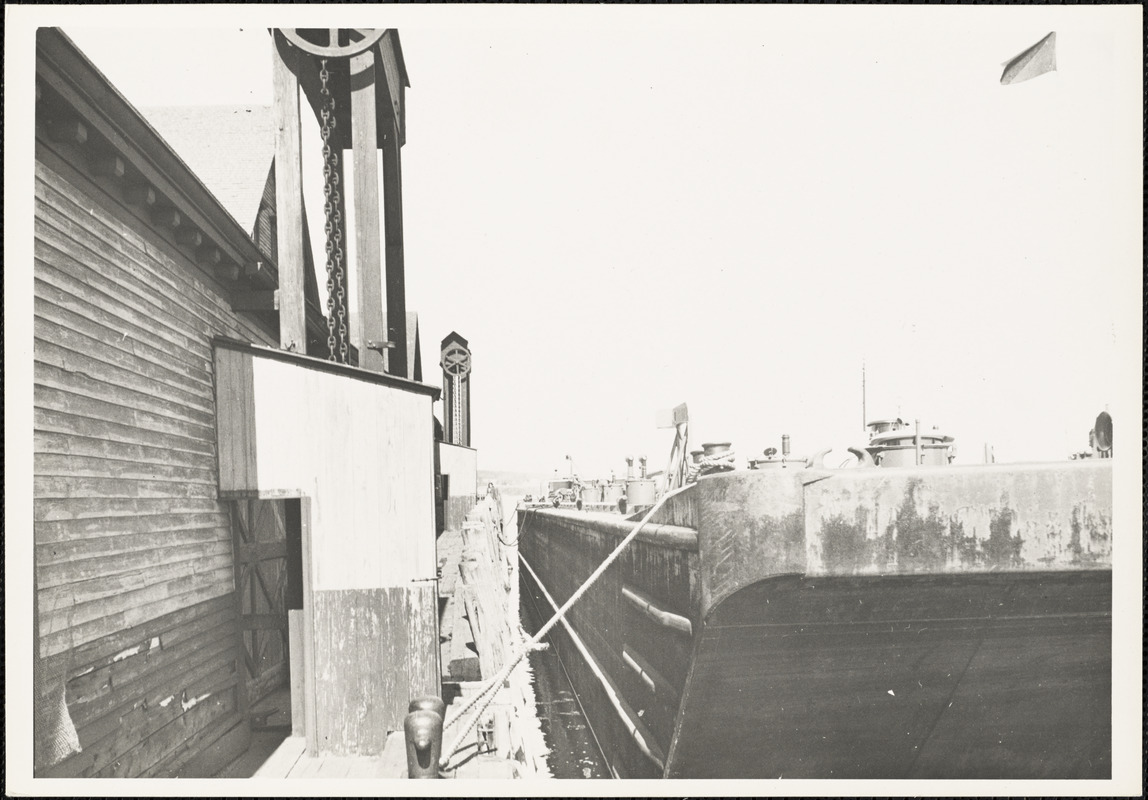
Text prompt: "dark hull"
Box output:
[[670, 571, 1110, 778], [518, 461, 1113, 780]]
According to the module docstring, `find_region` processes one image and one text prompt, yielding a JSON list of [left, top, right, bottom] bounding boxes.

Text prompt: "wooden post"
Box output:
[[299, 496, 317, 754], [381, 114, 408, 379], [350, 49, 387, 374], [273, 31, 307, 353]]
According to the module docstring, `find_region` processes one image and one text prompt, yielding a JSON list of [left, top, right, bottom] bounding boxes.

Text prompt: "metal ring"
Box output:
[[279, 28, 386, 59]]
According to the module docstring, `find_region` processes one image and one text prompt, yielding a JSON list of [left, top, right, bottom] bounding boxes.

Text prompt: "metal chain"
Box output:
[[333, 167, 348, 363], [318, 60, 339, 361], [318, 59, 349, 363]]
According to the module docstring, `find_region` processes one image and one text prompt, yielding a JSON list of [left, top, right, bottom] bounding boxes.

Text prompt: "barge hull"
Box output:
[[518, 461, 1113, 780], [669, 570, 1110, 778]]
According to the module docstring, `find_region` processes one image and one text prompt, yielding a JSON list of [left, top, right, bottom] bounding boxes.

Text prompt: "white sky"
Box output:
[[14, 5, 1145, 478]]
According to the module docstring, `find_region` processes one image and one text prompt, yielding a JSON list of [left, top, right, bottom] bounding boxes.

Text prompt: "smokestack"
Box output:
[[781, 435, 790, 457]]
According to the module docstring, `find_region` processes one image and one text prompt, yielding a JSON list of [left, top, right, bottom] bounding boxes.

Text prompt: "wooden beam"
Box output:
[[123, 182, 157, 208], [378, 31, 405, 144], [230, 290, 279, 312], [215, 262, 241, 283], [288, 612, 305, 737], [244, 260, 266, 280], [176, 228, 204, 248], [351, 48, 387, 374], [299, 497, 317, 755], [238, 539, 289, 562], [91, 153, 125, 179], [197, 245, 222, 267], [152, 207, 181, 230], [48, 117, 87, 145], [380, 113, 407, 379], [273, 31, 307, 354]]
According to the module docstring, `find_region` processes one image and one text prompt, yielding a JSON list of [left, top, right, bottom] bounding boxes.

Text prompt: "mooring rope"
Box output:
[[686, 449, 737, 483], [496, 504, 535, 548], [437, 482, 693, 770]]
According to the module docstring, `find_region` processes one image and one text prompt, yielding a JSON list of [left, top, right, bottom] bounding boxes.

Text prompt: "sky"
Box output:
[[13, 4, 1144, 478]]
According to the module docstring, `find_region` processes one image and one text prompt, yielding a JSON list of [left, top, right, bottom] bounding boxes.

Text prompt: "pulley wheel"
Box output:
[[279, 29, 386, 59]]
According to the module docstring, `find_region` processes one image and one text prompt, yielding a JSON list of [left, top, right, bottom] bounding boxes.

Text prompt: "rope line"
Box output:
[[496, 505, 534, 547], [437, 483, 693, 770], [686, 449, 737, 483]]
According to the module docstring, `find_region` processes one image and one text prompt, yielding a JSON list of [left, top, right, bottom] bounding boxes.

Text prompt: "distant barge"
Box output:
[[518, 454, 1112, 779]]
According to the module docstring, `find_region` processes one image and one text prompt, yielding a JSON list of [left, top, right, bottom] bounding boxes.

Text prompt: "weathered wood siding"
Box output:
[[34, 159, 273, 777], [438, 442, 477, 531], [213, 344, 440, 751]]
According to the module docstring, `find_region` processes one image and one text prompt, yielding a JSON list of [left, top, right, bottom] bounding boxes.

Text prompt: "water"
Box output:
[[526, 630, 610, 778], [499, 489, 609, 778]]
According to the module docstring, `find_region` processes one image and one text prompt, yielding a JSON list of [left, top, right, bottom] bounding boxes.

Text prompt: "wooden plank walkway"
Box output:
[[252, 732, 409, 778], [250, 728, 517, 779]]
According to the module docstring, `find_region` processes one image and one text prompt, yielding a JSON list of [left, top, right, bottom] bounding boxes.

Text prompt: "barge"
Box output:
[[519, 421, 1113, 779]]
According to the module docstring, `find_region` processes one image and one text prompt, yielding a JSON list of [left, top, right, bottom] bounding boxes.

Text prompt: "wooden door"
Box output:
[[232, 498, 290, 709]]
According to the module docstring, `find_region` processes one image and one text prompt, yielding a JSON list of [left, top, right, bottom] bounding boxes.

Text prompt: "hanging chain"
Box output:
[[318, 58, 348, 363], [318, 60, 338, 360]]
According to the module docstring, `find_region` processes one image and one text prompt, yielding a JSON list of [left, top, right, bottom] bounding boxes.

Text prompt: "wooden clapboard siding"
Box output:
[[35, 407, 217, 458], [41, 593, 240, 778], [34, 173, 266, 345], [37, 516, 230, 563], [33, 154, 275, 777]]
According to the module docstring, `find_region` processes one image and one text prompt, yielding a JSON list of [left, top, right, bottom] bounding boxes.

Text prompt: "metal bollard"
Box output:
[[408, 695, 446, 719], [404, 696, 444, 778]]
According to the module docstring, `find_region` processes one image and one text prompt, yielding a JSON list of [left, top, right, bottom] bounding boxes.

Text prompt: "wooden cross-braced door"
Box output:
[[231, 498, 292, 708]]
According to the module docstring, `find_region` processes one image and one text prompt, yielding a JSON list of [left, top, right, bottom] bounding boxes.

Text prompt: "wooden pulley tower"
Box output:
[[272, 28, 410, 377]]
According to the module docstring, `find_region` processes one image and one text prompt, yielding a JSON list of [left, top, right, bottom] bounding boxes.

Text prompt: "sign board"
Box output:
[[656, 403, 689, 429]]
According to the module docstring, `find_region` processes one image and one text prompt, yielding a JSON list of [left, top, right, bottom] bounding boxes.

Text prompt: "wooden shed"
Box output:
[[32, 27, 438, 777]]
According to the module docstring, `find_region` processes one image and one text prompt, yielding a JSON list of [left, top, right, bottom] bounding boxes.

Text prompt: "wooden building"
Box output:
[[33, 28, 438, 777], [437, 442, 479, 531]]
